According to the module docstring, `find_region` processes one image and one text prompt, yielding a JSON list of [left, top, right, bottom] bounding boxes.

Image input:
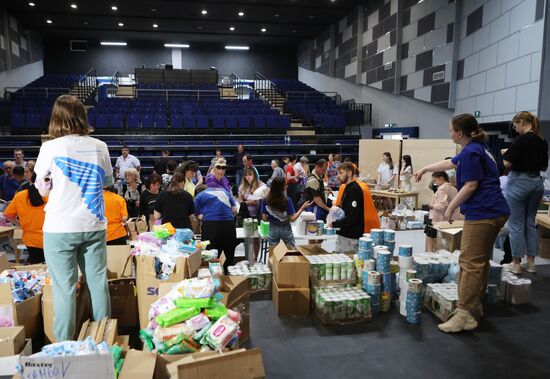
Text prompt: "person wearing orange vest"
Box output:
[[3, 179, 47, 263], [334, 163, 380, 233], [103, 188, 129, 245]]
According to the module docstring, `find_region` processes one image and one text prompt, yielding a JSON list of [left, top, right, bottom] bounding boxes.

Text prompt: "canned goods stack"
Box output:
[[306, 254, 355, 282], [315, 286, 372, 325], [423, 283, 458, 321], [317, 220, 324, 236], [227, 263, 272, 292], [406, 278, 423, 324]]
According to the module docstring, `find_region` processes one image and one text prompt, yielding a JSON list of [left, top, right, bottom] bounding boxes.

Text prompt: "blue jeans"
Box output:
[[505, 171, 544, 258], [235, 169, 243, 189], [268, 223, 295, 247]]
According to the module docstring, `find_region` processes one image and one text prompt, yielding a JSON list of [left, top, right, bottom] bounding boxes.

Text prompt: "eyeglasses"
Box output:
[[216, 165, 227, 170]]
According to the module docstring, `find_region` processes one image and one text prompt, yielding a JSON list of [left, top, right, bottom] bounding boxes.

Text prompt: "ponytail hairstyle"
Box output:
[[402, 154, 412, 172], [168, 172, 185, 193], [512, 111, 543, 139], [28, 183, 45, 207], [451, 113, 488, 142], [383, 152, 394, 170]]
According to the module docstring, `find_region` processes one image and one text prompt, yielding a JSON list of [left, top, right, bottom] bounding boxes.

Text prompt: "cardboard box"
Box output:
[[272, 279, 310, 316], [169, 348, 265, 379], [219, 276, 250, 345], [119, 349, 157, 379], [136, 252, 202, 329], [536, 214, 550, 258], [107, 245, 133, 279], [78, 318, 118, 345], [0, 326, 25, 356], [433, 221, 464, 252], [109, 278, 139, 328], [42, 282, 91, 343], [115, 335, 130, 352], [272, 242, 309, 289], [0, 282, 42, 341], [20, 352, 115, 379], [0, 338, 32, 377]]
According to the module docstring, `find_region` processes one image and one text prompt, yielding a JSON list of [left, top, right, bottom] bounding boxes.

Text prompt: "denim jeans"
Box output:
[[268, 223, 295, 247], [235, 169, 243, 190], [505, 171, 544, 258]]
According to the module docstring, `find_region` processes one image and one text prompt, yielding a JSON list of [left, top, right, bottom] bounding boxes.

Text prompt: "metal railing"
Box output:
[[341, 100, 372, 125], [134, 88, 232, 101], [228, 73, 247, 100], [253, 72, 281, 103], [4, 87, 71, 102], [75, 67, 98, 103], [285, 91, 339, 102]]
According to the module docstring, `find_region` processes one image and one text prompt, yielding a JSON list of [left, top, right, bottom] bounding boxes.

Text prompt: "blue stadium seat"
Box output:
[[11, 113, 25, 129], [197, 115, 209, 129], [213, 115, 225, 129], [127, 114, 139, 128], [267, 115, 278, 129], [280, 115, 291, 129], [323, 115, 335, 129], [238, 115, 251, 130], [110, 114, 122, 128], [334, 114, 345, 129], [226, 115, 238, 129], [155, 114, 167, 128], [95, 114, 108, 129], [184, 115, 196, 129], [142, 114, 154, 128], [254, 115, 266, 129], [27, 114, 40, 128], [171, 114, 183, 128]]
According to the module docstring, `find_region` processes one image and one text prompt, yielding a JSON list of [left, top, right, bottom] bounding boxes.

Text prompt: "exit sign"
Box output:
[[474, 111, 481, 117]]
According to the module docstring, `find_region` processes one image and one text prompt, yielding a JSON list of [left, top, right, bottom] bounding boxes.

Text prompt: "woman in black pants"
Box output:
[[194, 161, 238, 271]]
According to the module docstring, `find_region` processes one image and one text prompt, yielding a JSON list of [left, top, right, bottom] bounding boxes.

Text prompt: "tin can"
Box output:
[[325, 263, 333, 281], [317, 220, 324, 235], [346, 262, 354, 280], [319, 264, 327, 281], [333, 263, 341, 280]]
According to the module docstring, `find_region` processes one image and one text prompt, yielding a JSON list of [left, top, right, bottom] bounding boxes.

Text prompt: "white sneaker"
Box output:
[[503, 262, 522, 275], [520, 261, 536, 273], [438, 309, 478, 333]]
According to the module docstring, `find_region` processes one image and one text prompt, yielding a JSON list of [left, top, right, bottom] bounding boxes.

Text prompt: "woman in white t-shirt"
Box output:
[[399, 154, 414, 208], [377, 152, 398, 187], [34, 95, 113, 341]]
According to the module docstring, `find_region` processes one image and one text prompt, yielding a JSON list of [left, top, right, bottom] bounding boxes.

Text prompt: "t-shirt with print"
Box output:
[[451, 140, 510, 220], [194, 187, 236, 221], [34, 135, 113, 233], [261, 197, 295, 226]]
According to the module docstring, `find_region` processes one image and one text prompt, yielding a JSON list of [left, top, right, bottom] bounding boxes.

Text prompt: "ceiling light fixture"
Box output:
[[111, 5, 117, 11], [153, 23, 158, 28], [225, 45, 249, 50], [46, 19, 52, 24], [308, 15, 315, 19], [118, 22, 124, 26], [238, 11, 244, 16], [201, 10, 208, 15], [100, 41, 127, 46], [274, 14, 280, 18], [229, 26, 235, 31], [164, 43, 190, 48], [29, 2, 35, 6], [261, 28, 267, 32], [70, 4, 77, 9]]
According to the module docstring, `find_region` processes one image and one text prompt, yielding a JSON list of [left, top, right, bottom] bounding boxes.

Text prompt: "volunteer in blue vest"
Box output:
[[35, 95, 113, 341], [414, 113, 509, 333]]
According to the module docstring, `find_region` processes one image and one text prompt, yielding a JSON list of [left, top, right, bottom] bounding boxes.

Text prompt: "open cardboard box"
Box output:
[[118, 349, 157, 379], [0, 326, 26, 356], [155, 349, 265, 379], [20, 351, 115, 379], [272, 242, 309, 289], [135, 251, 202, 329], [107, 245, 133, 279], [158, 276, 251, 345], [0, 260, 45, 341], [433, 220, 464, 252], [272, 279, 310, 317], [536, 214, 550, 258], [0, 337, 32, 377], [78, 318, 118, 345]]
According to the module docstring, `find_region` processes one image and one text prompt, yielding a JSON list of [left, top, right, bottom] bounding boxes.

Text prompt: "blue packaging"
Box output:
[[383, 229, 395, 242], [376, 251, 392, 273], [398, 244, 413, 257], [175, 228, 194, 242], [381, 273, 392, 292]]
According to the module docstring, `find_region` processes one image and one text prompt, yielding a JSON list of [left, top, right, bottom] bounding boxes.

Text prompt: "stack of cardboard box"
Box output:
[[0, 326, 32, 377], [270, 242, 310, 316]]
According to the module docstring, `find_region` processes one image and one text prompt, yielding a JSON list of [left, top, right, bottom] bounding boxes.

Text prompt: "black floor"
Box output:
[[247, 266, 550, 379]]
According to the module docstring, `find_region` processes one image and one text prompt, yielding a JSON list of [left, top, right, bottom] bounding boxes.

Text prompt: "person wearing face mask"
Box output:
[[501, 111, 548, 274], [329, 162, 364, 253], [414, 113, 509, 334]]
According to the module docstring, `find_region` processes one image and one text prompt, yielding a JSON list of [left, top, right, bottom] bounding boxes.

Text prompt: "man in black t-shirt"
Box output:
[[304, 159, 331, 221], [331, 162, 364, 253]]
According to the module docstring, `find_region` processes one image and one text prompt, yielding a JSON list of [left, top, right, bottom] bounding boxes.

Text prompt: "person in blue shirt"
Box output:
[[415, 113, 509, 334], [261, 177, 312, 247], [194, 183, 237, 272], [0, 161, 21, 201]]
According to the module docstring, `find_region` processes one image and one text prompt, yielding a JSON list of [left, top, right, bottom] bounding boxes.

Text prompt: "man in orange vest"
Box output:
[[334, 163, 380, 233]]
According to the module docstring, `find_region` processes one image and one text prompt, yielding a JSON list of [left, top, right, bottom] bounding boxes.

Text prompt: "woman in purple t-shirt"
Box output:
[[414, 113, 509, 334]]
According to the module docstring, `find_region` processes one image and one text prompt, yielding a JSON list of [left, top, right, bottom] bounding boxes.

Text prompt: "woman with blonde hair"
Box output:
[[238, 167, 264, 219], [34, 94, 113, 341], [502, 111, 548, 274], [119, 167, 143, 217]]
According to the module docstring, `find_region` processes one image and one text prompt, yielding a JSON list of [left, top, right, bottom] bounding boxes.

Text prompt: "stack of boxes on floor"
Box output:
[[0, 225, 266, 379]]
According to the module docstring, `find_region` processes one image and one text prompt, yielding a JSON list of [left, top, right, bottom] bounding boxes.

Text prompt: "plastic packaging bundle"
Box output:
[[202, 249, 219, 263], [153, 223, 176, 239], [154, 323, 195, 341], [208, 262, 223, 279], [0, 268, 48, 303], [136, 232, 163, 246], [185, 313, 211, 331], [155, 306, 201, 328], [34, 336, 109, 358], [174, 297, 215, 309], [326, 206, 345, 225], [204, 303, 228, 320], [175, 228, 194, 242], [200, 315, 240, 351], [176, 277, 219, 299]]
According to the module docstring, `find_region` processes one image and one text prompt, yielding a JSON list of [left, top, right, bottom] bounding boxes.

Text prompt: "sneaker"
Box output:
[[520, 261, 536, 273], [503, 262, 522, 275], [438, 309, 478, 333]]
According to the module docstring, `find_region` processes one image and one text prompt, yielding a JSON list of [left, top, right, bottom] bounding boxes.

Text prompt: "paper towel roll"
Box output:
[[301, 212, 316, 222], [398, 255, 414, 269], [408, 278, 423, 293]]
